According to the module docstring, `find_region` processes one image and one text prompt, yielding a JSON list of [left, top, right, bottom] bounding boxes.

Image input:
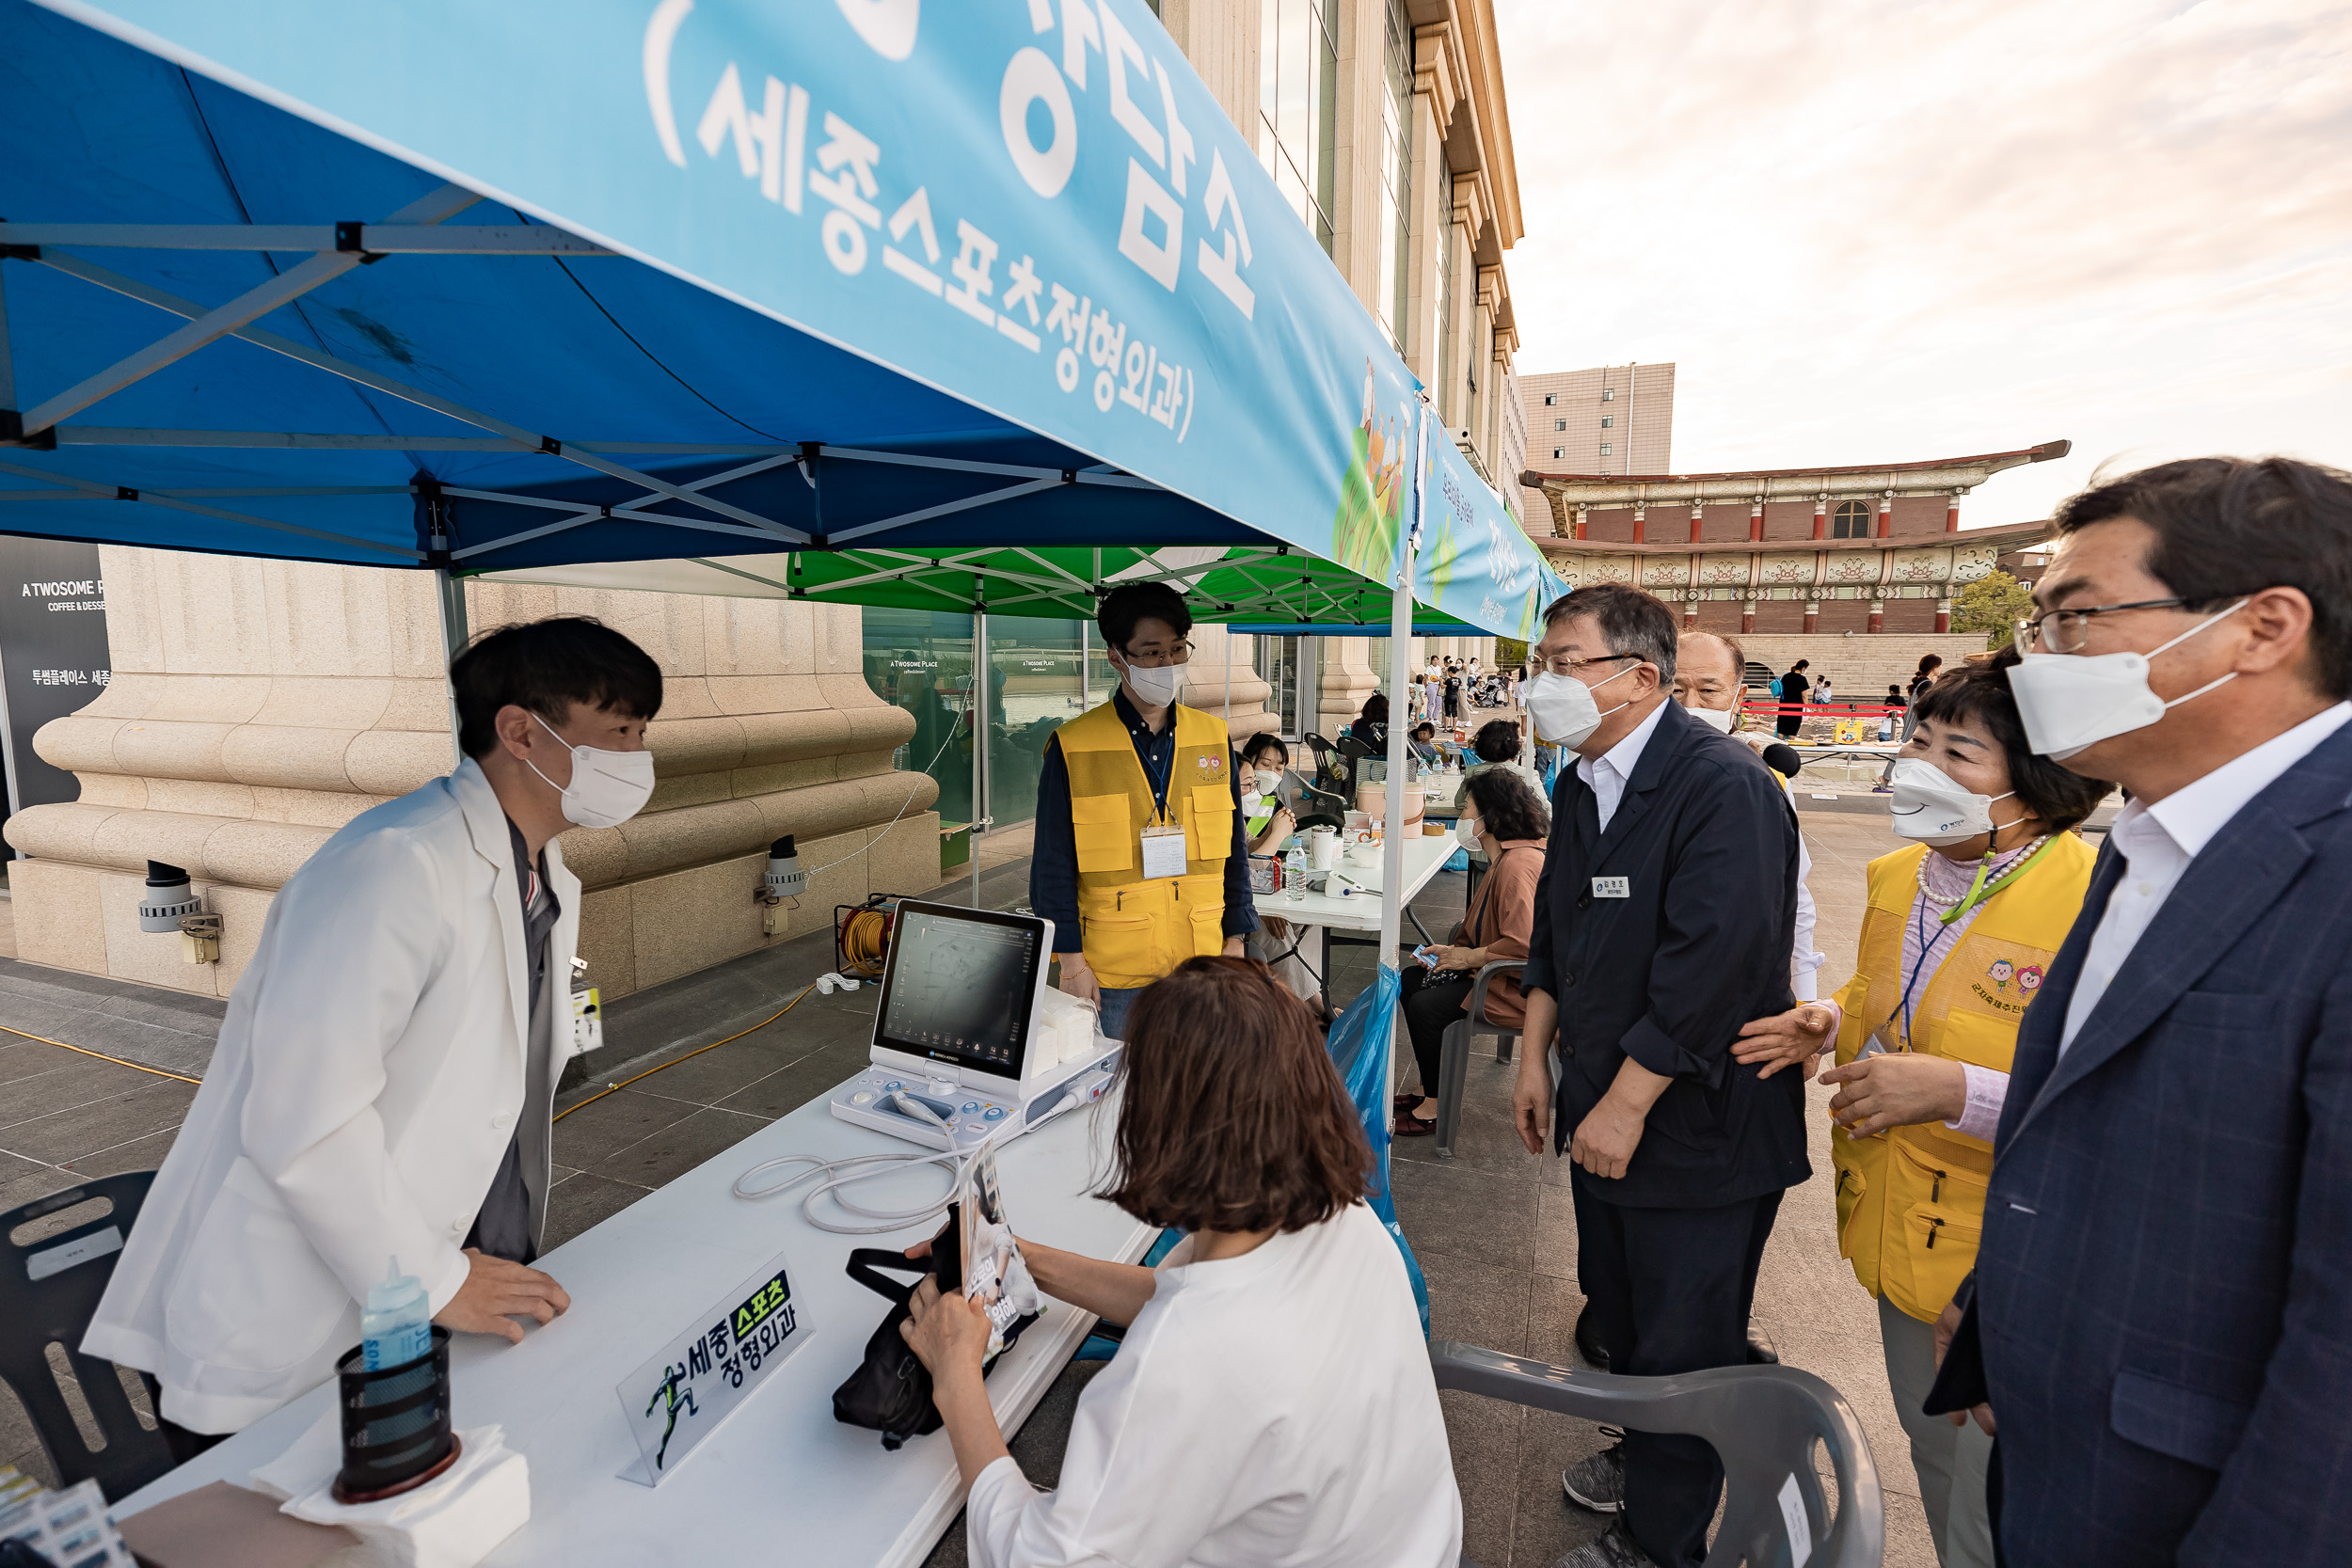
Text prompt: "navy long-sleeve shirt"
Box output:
[[1029, 689, 1259, 955]]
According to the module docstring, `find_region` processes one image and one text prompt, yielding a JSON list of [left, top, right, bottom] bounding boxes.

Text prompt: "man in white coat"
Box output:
[[83, 616, 662, 1452]]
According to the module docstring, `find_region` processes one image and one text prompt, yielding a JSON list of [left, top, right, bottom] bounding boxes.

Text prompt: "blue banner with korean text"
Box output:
[[1412, 412, 1571, 641], [46, 0, 1429, 592]]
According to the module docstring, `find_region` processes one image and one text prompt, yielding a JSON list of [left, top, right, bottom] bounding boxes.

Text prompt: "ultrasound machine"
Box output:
[[828, 900, 1120, 1152]]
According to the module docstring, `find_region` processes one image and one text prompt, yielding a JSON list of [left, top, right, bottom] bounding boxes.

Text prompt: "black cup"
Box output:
[[332, 1326, 455, 1502]]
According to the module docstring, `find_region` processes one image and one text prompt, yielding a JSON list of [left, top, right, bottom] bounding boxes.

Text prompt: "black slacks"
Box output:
[[1401, 966, 1474, 1095], [1570, 1168, 1784, 1568]]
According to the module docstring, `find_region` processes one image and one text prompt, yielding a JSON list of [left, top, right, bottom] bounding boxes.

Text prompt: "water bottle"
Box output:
[[361, 1256, 433, 1370], [1283, 843, 1306, 901]]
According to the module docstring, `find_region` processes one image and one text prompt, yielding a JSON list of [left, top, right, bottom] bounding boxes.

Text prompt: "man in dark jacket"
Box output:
[[1927, 457, 2352, 1565], [1513, 584, 1807, 1568]]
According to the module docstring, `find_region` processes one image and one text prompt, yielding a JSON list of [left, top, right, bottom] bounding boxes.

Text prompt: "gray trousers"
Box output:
[[1880, 1293, 1995, 1568]]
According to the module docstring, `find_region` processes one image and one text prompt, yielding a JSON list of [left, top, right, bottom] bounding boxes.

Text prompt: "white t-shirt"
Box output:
[[964, 1203, 1460, 1568]]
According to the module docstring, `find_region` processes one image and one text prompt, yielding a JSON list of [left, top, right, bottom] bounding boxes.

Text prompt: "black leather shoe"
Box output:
[[1745, 1334, 1779, 1365], [1575, 1304, 1613, 1371]]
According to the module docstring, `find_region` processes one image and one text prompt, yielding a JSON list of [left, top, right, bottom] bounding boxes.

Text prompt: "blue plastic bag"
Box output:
[[1442, 846, 1469, 873], [1324, 964, 1432, 1336]]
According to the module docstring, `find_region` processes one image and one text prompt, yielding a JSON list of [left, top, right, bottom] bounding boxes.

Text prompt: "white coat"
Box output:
[[82, 759, 580, 1434]]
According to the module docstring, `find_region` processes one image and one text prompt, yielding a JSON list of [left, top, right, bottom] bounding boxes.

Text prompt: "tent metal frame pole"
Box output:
[[14, 184, 482, 441], [0, 457, 421, 560], [970, 610, 988, 910], [434, 565, 469, 768], [1379, 400, 1434, 1133], [22, 249, 804, 540], [0, 223, 615, 256]]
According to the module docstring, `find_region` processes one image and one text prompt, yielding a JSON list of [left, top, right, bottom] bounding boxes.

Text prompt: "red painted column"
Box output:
[[1574, 504, 1589, 540], [1740, 599, 1756, 634], [1946, 494, 1962, 532], [1934, 597, 1952, 633], [1867, 599, 1884, 633], [1749, 499, 1765, 541], [1803, 599, 1819, 633], [1684, 601, 1699, 628], [1632, 505, 1645, 544], [1689, 502, 1704, 544], [1812, 499, 1827, 539], [1877, 494, 1893, 538]]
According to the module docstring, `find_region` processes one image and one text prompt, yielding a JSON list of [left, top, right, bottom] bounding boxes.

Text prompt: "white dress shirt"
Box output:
[[1576, 697, 1671, 833], [2058, 701, 2352, 1054], [964, 1202, 1460, 1568]]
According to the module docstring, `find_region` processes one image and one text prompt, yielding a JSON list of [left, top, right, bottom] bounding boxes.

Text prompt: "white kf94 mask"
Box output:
[[527, 713, 656, 830], [1684, 701, 1736, 734], [1524, 664, 1636, 749], [2007, 599, 2246, 761], [1120, 658, 1186, 708], [1887, 757, 2022, 847]]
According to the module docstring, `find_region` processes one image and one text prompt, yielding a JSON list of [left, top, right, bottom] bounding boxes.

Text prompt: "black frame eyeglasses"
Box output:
[[2015, 598, 2193, 654]]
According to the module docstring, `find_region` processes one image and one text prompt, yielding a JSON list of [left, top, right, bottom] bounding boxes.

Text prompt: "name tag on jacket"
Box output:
[[1591, 876, 1629, 899]]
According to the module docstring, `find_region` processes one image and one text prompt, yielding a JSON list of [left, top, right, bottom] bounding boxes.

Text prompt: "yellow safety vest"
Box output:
[[1828, 832, 2093, 1323], [1056, 699, 1237, 990]]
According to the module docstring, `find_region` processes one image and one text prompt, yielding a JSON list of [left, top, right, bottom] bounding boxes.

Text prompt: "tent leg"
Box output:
[[971, 611, 987, 910], [1378, 573, 1414, 1132], [435, 566, 468, 769]]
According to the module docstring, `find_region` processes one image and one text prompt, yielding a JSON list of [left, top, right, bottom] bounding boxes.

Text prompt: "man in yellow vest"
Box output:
[[1029, 582, 1257, 1037]]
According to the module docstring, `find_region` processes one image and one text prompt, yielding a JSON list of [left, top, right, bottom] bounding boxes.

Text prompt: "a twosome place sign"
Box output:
[[615, 1250, 814, 1485]]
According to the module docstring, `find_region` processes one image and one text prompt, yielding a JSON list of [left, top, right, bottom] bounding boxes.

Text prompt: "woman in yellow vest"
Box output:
[[1734, 653, 2108, 1568], [1030, 583, 1256, 1040]]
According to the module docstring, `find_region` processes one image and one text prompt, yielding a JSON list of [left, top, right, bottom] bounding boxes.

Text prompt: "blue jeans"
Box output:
[[1097, 985, 1144, 1040]]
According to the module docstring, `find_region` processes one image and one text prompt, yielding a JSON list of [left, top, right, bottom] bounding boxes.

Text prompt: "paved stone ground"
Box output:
[[0, 810, 1938, 1568]]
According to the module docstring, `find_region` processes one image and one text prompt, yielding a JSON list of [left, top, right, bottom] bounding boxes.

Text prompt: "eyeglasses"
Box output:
[[2014, 598, 2193, 654], [1534, 651, 1640, 678], [1120, 641, 1195, 668]]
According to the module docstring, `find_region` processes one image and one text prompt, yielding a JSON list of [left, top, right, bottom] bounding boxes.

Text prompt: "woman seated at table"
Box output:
[[902, 958, 1462, 1567], [1392, 768, 1548, 1135], [1235, 735, 1327, 1016], [1344, 691, 1389, 752], [1731, 650, 2106, 1568]]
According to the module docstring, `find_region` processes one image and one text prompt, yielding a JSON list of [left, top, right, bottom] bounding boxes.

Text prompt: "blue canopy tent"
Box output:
[[0, 0, 1562, 1158]]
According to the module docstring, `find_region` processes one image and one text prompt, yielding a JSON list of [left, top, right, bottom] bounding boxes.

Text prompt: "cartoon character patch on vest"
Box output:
[[1196, 754, 1223, 777], [2017, 964, 2044, 998], [1987, 957, 2016, 993]]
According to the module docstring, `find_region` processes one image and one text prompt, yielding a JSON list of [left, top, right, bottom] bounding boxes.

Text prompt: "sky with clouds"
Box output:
[[1492, 0, 2352, 527]]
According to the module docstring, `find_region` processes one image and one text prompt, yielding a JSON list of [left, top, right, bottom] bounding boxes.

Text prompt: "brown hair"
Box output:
[[1101, 958, 1370, 1234]]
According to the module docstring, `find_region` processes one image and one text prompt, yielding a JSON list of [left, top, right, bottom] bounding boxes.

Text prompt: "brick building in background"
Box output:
[[1520, 440, 2072, 637]]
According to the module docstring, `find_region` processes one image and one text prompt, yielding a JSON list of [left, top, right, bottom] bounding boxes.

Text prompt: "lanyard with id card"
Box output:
[[1140, 824, 1187, 879]]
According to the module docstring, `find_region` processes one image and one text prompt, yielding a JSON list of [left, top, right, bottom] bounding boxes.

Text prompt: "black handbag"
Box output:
[[829, 1208, 1039, 1449]]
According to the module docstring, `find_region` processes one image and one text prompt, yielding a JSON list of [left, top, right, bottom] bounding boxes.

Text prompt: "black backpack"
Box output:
[[830, 1210, 1039, 1449]]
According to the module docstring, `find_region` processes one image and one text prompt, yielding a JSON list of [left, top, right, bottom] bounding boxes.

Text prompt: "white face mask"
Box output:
[[1119, 656, 1186, 709], [1252, 768, 1282, 795], [1524, 663, 1637, 750], [1240, 789, 1264, 816], [1888, 757, 2022, 847], [525, 713, 655, 830], [1456, 815, 1483, 849], [1683, 699, 1736, 734], [2007, 600, 2246, 761]]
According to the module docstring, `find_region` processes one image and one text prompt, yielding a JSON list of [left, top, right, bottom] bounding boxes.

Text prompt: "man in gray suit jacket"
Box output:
[[1928, 456, 2352, 1565]]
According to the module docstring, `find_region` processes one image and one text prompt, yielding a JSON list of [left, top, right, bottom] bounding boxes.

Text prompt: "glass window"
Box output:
[[1599, 443, 1613, 456], [865, 608, 976, 830], [1551, 447, 1565, 460], [983, 616, 1084, 832], [1255, 636, 1299, 737], [1834, 499, 1873, 538], [1553, 418, 1565, 431], [1260, 0, 1337, 254], [1375, 0, 1413, 352], [1602, 388, 1614, 402], [1435, 162, 1454, 420], [1543, 393, 1557, 406], [1600, 416, 1613, 428]]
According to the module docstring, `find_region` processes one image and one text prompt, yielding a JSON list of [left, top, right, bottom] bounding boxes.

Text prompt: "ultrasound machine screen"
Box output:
[[874, 903, 1044, 1081]]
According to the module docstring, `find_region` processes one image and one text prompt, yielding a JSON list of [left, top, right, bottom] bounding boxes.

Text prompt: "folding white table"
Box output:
[[113, 1085, 1152, 1566]]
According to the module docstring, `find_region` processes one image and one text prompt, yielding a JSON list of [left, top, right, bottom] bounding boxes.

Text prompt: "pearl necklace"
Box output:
[[1916, 832, 2050, 911]]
